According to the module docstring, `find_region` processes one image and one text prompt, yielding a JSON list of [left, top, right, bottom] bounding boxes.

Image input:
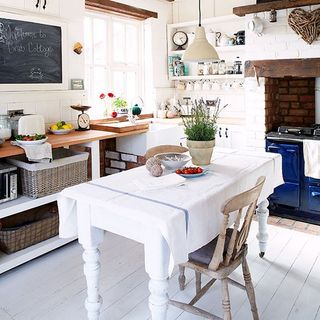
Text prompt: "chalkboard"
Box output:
[[0, 17, 62, 84]]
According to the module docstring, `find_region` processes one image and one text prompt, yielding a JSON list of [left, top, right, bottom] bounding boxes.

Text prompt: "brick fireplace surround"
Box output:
[[244, 58, 320, 151], [265, 77, 315, 132]]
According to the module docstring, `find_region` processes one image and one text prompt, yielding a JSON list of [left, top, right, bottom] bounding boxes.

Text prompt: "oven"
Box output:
[[266, 125, 320, 224]]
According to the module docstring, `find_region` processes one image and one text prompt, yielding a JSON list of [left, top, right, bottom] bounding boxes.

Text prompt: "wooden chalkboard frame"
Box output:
[[0, 12, 67, 91]]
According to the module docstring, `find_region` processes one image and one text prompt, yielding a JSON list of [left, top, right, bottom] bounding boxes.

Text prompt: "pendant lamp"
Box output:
[[182, 0, 219, 62]]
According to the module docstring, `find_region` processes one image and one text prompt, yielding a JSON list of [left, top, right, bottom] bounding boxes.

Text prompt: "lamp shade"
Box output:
[[182, 26, 219, 62]]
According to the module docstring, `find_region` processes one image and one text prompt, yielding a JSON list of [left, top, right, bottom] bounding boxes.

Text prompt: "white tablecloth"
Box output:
[[58, 149, 283, 273]]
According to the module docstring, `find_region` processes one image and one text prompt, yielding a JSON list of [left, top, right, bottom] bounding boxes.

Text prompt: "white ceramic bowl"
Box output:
[[49, 128, 74, 135], [15, 137, 48, 146], [154, 152, 191, 170]]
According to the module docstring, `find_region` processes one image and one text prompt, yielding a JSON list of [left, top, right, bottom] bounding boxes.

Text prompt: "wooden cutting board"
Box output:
[[90, 121, 149, 133]]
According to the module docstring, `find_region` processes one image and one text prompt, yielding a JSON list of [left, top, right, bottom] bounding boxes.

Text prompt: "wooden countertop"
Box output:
[[0, 129, 148, 159]]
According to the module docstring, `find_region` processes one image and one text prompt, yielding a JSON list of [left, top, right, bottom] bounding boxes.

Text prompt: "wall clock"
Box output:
[[172, 31, 188, 50]]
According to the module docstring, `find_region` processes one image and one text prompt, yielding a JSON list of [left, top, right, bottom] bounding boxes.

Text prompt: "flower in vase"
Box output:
[[99, 92, 116, 116]]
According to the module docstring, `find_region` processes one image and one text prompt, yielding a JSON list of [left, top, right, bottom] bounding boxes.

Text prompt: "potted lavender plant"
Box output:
[[178, 98, 227, 165]]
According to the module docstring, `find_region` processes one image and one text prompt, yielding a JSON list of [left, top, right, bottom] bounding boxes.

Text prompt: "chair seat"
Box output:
[[188, 228, 236, 267]]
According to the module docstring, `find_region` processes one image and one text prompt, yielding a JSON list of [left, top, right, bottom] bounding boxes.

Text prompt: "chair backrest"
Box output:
[[208, 176, 266, 271], [144, 145, 189, 160]]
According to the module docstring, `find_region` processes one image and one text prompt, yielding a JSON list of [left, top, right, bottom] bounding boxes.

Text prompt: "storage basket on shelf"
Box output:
[[6, 148, 89, 199], [0, 203, 59, 254]]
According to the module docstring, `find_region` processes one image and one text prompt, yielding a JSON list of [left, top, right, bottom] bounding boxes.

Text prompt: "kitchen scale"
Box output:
[[70, 105, 91, 131]]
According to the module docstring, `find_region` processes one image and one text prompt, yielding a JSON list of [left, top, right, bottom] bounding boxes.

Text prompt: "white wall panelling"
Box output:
[[172, 0, 256, 23], [24, 0, 60, 16], [0, 0, 85, 126]]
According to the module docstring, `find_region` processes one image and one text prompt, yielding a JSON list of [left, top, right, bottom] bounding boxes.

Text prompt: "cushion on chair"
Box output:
[[188, 228, 236, 266]]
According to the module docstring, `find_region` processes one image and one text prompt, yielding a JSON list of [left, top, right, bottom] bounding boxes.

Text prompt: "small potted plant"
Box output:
[[112, 96, 128, 114], [177, 98, 227, 165], [100, 92, 129, 118]]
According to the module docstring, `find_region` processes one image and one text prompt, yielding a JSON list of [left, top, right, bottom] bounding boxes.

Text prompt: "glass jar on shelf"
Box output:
[[226, 63, 235, 74], [0, 115, 12, 141], [203, 62, 212, 75], [234, 57, 243, 74], [197, 62, 205, 76], [218, 60, 226, 75], [212, 61, 219, 75]]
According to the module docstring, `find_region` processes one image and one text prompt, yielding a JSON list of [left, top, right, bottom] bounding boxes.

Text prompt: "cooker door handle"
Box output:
[[311, 192, 320, 197], [287, 149, 297, 154], [268, 146, 279, 152]]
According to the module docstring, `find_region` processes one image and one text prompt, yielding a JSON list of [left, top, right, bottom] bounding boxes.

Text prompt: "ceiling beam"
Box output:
[[234, 0, 320, 17], [85, 0, 158, 20], [245, 58, 320, 78]]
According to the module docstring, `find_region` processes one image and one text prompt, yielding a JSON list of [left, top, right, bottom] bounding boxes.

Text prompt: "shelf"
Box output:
[[0, 235, 77, 274], [0, 194, 58, 219], [233, 0, 320, 17], [169, 45, 246, 56], [170, 74, 244, 81], [216, 45, 246, 53]]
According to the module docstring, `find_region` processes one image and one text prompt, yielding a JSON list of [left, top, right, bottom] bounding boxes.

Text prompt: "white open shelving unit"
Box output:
[[167, 14, 246, 82], [167, 15, 248, 150], [169, 44, 246, 56], [170, 74, 244, 81], [0, 139, 101, 274], [0, 194, 58, 219], [0, 193, 77, 274], [0, 235, 77, 274]]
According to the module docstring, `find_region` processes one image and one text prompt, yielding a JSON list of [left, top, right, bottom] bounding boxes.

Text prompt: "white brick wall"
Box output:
[[243, 6, 320, 151], [245, 77, 266, 151], [245, 7, 320, 61]]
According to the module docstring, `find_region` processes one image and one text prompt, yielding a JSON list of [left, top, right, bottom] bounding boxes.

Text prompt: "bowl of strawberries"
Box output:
[[175, 166, 205, 178]]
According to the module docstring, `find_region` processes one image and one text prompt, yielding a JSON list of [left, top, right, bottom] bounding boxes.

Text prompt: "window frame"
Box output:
[[84, 10, 145, 117]]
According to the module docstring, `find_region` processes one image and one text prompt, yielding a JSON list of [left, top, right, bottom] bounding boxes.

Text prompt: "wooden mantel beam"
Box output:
[[85, 0, 158, 20], [245, 58, 320, 78], [233, 0, 320, 17]]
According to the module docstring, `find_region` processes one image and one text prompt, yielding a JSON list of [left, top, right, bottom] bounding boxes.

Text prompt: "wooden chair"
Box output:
[[170, 176, 266, 320], [144, 144, 188, 160]]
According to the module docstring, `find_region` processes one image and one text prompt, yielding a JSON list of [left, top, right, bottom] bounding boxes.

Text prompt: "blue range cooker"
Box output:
[[266, 126, 320, 224]]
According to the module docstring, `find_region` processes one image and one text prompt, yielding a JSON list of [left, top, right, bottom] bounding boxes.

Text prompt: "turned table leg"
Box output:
[[256, 199, 269, 258], [83, 245, 103, 320], [145, 229, 170, 320], [77, 202, 105, 320]]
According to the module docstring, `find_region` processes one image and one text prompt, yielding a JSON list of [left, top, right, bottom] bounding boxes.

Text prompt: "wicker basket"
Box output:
[[0, 203, 59, 254], [7, 148, 89, 198]]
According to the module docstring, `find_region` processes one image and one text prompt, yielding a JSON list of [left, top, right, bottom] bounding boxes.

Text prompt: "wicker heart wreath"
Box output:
[[288, 8, 320, 44]]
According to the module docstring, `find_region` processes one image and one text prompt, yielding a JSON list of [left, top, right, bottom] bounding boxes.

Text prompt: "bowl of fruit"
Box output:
[[49, 121, 74, 134], [175, 166, 205, 178], [154, 153, 191, 170], [15, 134, 47, 145]]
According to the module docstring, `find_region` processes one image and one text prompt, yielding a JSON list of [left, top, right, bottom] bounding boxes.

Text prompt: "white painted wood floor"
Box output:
[[0, 221, 320, 320]]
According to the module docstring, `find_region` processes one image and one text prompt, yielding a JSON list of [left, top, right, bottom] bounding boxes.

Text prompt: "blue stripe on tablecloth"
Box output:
[[87, 182, 189, 233]]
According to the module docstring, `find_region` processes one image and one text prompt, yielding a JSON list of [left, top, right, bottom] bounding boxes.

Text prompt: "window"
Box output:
[[84, 12, 144, 118]]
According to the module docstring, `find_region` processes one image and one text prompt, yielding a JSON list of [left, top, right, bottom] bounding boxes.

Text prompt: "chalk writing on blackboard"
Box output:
[[0, 17, 62, 84]]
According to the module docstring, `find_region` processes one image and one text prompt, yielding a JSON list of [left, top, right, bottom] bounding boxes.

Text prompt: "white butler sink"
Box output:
[[116, 120, 185, 156]]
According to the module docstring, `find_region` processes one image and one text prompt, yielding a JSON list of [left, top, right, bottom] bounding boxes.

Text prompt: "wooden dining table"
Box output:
[[58, 148, 283, 320]]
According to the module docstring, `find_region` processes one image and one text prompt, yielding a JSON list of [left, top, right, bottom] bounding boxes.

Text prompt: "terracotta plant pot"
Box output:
[[187, 140, 215, 165]]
